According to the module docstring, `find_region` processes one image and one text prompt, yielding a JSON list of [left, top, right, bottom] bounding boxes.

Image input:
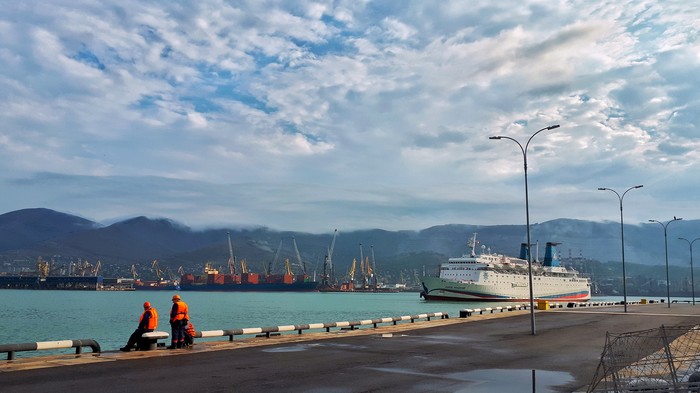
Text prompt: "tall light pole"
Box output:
[[677, 237, 699, 305], [649, 217, 682, 307], [489, 124, 560, 335], [598, 185, 643, 313]]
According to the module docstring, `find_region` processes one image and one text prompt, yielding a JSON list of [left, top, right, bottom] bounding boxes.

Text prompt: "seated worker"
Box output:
[[120, 301, 158, 352], [184, 321, 196, 347]]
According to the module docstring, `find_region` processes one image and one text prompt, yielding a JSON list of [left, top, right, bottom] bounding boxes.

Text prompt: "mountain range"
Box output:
[[1, 208, 699, 283]]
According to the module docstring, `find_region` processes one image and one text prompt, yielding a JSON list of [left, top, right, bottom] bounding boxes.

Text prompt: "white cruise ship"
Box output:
[[420, 233, 591, 302]]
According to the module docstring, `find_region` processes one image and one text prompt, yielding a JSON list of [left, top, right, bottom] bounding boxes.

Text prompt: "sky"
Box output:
[[0, 1, 699, 234]]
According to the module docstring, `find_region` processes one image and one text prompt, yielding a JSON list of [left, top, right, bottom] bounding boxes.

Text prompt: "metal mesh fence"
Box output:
[[588, 325, 700, 392]]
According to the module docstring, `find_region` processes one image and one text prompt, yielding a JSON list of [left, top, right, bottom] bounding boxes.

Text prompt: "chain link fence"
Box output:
[[588, 325, 700, 392]]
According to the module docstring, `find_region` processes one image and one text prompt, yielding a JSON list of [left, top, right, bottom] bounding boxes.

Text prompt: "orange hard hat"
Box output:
[[143, 301, 151, 309], [172, 294, 181, 301]]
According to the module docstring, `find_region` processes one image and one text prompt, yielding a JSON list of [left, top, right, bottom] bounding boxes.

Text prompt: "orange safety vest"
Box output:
[[185, 322, 195, 336], [140, 307, 158, 330], [171, 301, 189, 322]]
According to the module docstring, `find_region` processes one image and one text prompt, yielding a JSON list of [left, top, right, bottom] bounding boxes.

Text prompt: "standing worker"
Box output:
[[120, 301, 158, 352], [169, 294, 189, 349]]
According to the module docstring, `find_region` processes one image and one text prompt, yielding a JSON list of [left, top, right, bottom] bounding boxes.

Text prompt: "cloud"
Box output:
[[0, 0, 698, 233]]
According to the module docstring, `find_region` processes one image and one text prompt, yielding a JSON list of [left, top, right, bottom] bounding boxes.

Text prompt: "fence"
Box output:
[[196, 312, 449, 341]]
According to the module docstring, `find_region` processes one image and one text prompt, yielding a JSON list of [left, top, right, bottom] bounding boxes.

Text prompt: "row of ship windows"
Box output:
[[441, 267, 479, 270], [441, 273, 586, 283]]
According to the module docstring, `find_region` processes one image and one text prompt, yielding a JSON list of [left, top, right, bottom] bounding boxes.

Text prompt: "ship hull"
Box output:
[[134, 284, 180, 291], [420, 276, 591, 302], [180, 281, 318, 292]]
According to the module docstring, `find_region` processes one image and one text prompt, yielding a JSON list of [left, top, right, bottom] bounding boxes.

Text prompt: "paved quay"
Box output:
[[2, 302, 700, 392]]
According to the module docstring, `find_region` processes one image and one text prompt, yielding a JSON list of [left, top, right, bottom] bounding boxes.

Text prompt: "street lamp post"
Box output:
[[649, 217, 682, 307], [677, 237, 699, 306], [598, 185, 643, 313], [489, 124, 560, 336]]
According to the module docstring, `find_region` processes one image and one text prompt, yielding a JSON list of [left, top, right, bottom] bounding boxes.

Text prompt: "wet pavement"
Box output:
[[2, 302, 700, 392]]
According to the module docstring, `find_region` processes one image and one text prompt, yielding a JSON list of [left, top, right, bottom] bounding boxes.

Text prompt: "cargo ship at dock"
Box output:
[[179, 264, 318, 292], [420, 233, 591, 302], [179, 232, 319, 292]]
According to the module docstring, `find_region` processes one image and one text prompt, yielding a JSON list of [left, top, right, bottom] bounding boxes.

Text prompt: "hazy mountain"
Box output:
[[0, 208, 99, 252], [1, 208, 699, 279]]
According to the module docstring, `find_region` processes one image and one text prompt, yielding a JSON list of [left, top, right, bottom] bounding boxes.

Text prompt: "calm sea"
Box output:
[[0, 290, 648, 358]]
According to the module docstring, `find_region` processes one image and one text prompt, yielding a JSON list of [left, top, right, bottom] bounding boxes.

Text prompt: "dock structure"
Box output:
[[0, 275, 103, 290], [1, 302, 699, 392]]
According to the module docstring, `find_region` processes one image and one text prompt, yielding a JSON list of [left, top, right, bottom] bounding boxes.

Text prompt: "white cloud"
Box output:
[[0, 0, 698, 233]]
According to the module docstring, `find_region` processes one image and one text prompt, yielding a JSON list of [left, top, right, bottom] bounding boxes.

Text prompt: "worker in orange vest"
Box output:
[[168, 294, 189, 349], [184, 321, 196, 348], [120, 301, 158, 352]]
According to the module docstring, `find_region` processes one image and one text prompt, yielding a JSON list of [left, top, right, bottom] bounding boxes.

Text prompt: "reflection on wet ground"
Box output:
[[261, 342, 368, 353], [365, 367, 573, 392]]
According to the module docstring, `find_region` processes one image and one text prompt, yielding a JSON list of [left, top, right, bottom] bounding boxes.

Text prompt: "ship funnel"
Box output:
[[543, 242, 561, 267], [519, 243, 529, 260]]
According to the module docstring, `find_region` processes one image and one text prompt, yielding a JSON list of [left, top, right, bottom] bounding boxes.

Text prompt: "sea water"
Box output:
[[0, 290, 657, 358]]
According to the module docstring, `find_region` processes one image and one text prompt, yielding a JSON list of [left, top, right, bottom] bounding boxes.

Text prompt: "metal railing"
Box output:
[[0, 339, 101, 360], [196, 312, 449, 341]]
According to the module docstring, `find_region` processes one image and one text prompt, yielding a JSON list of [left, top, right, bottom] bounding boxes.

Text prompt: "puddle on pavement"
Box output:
[[367, 367, 573, 392], [261, 342, 368, 353], [448, 369, 574, 392], [261, 343, 320, 353]]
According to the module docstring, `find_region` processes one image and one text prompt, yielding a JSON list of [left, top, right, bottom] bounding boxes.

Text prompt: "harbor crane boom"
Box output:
[[152, 260, 163, 280], [269, 239, 283, 275], [359, 243, 366, 287], [92, 260, 101, 276], [370, 245, 377, 288], [322, 229, 338, 287], [349, 258, 356, 288], [227, 231, 236, 275], [293, 237, 306, 274], [284, 259, 293, 275]]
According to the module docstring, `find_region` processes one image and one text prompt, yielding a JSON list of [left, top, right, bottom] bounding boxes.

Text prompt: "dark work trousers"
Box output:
[[125, 328, 153, 350], [170, 320, 187, 347]]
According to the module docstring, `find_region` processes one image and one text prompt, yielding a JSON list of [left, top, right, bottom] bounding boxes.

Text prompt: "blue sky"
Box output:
[[0, 1, 698, 233]]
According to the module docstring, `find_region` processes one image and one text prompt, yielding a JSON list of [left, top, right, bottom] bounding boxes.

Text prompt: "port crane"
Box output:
[[292, 237, 306, 275], [359, 243, 368, 288], [151, 260, 163, 281], [36, 257, 49, 278], [347, 258, 357, 290], [321, 229, 338, 287], [72, 259, 94, 276], [92, 260, 101, 276], [227, 231, 236, 275], [268, 239, 284, 275], [370, 245, 377, 289]]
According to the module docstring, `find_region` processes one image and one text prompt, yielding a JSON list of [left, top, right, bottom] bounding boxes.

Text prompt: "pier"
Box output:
[[2, 302, 700, 392]]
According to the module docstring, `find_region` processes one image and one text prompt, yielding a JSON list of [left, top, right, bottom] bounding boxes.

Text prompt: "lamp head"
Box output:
[[489, 136, 501, 140], [597, 187, 606, 191], [547, 125, 560, 130], [634, 185, 643, 189]]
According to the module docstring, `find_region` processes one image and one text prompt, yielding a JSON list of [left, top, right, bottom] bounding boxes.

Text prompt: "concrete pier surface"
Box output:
[[2, 303, 700, 392]]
